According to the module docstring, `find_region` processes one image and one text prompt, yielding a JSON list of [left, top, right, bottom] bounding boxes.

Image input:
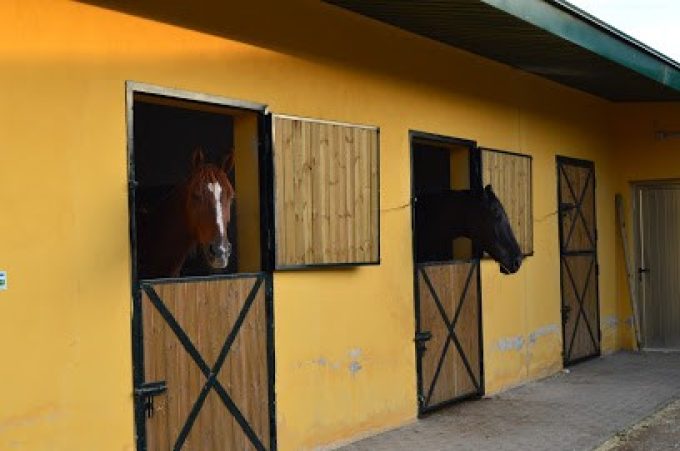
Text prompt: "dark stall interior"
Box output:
[[133, 95, 238, 277]]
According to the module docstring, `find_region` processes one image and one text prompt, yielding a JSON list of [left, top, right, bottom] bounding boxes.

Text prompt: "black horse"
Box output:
[[415, 185, 523, 274]]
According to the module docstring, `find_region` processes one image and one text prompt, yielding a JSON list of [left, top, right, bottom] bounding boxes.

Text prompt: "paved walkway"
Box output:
[[339, 352, 680, 451], [597, 398, 680, 450]]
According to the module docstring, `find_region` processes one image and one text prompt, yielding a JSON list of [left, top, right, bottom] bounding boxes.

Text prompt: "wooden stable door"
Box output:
[[557, 157, 600, 365], [415, 261, 482, 413], [135, 274, 274, 450]]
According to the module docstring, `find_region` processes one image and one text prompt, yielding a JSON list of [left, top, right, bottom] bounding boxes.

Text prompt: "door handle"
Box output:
[[561, 305, 572, 324], [414, 331, 432, 353], [559, 203, 576, 214], [135, 381, 167, 418]]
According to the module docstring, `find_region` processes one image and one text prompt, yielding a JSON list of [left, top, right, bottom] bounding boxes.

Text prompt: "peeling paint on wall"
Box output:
[[349, 361, 363, 374], [497, 336, 525, 351], [487, 323, 563, 394], [528, 324, 559, 344], [348, 348, 363, 375], [295, 348, 364, 375], [603, 315, 619, 329], [297, 357, 340, 370], [495, 324, 560, 353], [604, 315, 634, 330]]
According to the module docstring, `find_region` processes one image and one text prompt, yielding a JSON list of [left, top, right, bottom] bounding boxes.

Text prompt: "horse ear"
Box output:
[[482, 184, 497, 203], [191, 148, 205, 169], [221, 151, 235, 173]]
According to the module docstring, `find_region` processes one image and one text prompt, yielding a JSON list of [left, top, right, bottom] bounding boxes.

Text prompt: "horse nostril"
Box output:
[[209, 243, 223, 257], [513, 257, 522, 271]]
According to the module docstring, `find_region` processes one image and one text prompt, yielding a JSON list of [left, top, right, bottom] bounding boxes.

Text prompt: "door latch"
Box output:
[[561, 305, 572, 324], [415, 331, 433, 353], [135, 381, 167, 418], [559, 202, 576, 215], [637, 267, 650, 281]]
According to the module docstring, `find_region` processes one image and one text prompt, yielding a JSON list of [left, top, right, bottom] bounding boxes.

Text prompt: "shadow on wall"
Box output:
[[76, 0, 513, 103]]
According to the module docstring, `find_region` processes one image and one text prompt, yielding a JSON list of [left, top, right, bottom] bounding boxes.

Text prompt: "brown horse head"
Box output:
[[184, 148, 235, 270]]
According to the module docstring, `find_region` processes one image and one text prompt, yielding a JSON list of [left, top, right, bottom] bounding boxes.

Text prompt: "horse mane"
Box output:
[[479, 187, 504, 217]]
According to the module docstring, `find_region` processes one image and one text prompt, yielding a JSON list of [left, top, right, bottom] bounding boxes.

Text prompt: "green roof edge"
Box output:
[[482, 0, 680, 93]]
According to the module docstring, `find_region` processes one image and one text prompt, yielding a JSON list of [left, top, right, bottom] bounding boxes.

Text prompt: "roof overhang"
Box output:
[[324, 0, 680, 101]]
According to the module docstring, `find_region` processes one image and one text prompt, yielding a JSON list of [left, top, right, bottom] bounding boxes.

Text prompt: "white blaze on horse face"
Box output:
[[207, 181, 229, 267], [207, 182, 225, 237]]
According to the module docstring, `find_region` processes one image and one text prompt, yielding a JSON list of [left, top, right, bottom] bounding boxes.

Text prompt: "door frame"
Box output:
[[126, 82, 277, 450], [409, 130, 484, 415], [556, 155, 601, 365], [633, 179, 680, 348]]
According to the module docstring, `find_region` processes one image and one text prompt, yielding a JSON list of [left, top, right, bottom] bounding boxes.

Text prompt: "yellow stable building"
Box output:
[[1, 1, 679, 450]]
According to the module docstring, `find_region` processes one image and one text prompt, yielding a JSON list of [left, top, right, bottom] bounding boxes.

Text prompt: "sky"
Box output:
[[568, 0, 680, 63]]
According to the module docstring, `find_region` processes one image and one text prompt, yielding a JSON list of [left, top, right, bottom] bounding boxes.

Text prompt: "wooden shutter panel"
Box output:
[[481, 149, 533, 255], [272, 115, 379, 268]]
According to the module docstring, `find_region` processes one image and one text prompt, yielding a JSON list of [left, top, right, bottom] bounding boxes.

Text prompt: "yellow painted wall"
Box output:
[[0, 1, 672, 450], [610, 103, 680, 349]]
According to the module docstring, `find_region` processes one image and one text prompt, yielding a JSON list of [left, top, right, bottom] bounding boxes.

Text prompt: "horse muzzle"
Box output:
[[500, 255, 523, 274], [207, 242, 231, 268]]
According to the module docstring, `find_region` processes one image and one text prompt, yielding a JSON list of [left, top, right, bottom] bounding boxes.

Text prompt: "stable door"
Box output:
[[636, 183, 680, 349]]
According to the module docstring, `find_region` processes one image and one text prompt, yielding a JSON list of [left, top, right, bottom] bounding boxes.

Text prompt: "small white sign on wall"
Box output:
[[0, 271, 6, 291]]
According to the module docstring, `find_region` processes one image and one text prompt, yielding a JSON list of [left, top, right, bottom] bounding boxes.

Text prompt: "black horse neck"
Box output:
[[418, 189, 480, 236]]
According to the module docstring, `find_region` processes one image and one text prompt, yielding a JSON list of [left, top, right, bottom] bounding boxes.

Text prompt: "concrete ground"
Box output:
[[597, 398, 680, 450], [339, 351, 680, 451]]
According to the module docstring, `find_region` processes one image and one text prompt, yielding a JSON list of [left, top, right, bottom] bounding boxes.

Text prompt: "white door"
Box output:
[[637, 183, 680, 349]]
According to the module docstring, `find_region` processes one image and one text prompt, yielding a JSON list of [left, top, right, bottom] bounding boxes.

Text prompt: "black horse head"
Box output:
[[471, 185, 523, 274]]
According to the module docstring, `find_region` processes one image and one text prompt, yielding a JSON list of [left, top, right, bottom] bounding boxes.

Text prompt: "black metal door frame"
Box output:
[[556, 156, 601, 365], [126, 82, 277, 450], [410, 131, 484, 415]]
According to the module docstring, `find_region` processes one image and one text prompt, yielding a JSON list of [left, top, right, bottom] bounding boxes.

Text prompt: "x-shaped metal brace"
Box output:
[[563, 256, 598, 361], [142, 277, 267, 451], [561, 165, 595, 251], [419, 262, 480, 408]]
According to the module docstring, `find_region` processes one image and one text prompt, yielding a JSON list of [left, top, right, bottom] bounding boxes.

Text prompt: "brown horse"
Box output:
[[137, 149, 235, 279]]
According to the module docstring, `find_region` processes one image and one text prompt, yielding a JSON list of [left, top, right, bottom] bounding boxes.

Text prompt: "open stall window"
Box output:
[[480, 148, 533, 256], [411, 133, 481, 263], [271, 115, 380, 268], [130, 91, 267, 279]]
